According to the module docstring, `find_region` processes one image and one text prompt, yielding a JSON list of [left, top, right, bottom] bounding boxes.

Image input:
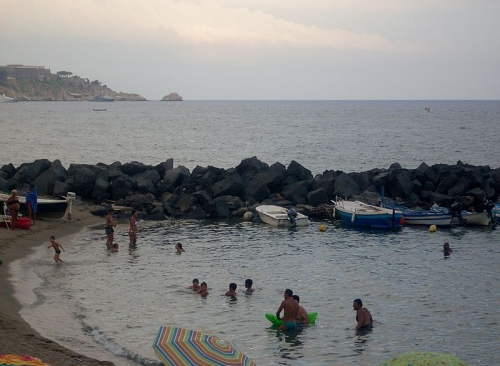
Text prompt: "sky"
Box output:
[[1, 0, 499, 100]]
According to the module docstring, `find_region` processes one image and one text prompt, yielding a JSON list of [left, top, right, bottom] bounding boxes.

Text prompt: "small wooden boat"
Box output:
[[93, 108, 107, 111], [255, 205, 309, 227], [451, 211, 490, 226], [385, 204, 452, 227], [332, 198, 403, 229], [0, 193, 68, 218]]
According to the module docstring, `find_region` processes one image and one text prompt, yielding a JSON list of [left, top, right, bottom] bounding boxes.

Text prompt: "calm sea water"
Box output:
[[1, 100, 500, 174], [4, 101, 500, 365], [12, 220, 500, 365]]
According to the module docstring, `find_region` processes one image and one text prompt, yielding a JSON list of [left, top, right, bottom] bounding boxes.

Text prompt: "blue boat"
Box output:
[[332, 198, 403, 229], [384, 203, 452, 227]]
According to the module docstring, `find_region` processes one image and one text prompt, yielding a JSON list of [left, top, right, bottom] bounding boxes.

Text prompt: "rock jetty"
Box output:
[[1, 158, 499, 220]]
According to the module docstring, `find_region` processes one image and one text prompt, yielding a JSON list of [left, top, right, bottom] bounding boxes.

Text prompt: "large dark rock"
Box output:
[[0, 177, 9, 192], [33, 160, 68, 196], [333, 173, 361, 198], [111, 175, 136, 200], [137, 179, 156, 195], [212, 173, 243, 197], [53, 180, 69, 198], [241, 177, 270, 202], [108, 162, 124, 181], [490, 168, 500, 183], [436, 172, 459, 194], [162, 166, 191, 192], [254, 162, 287, 192], [178, 194, 198, 212], [354, 171, 373, 192], [124, 193, 155, 212], [67, 166, 96, 197], [286, 160, 313, 182], [68, 164, 108, 182], [315, 170, 342, 199], [132, 170, 161, 186], [204, 197, 231, 219], [447, 177, 471, 197], [419, 191, 453, 206], [1, 163, 16, 180], [235, 156, 269, 178], [121, 161, 152, 176], [372, 171, 390, 190], [92, 177, 110, 201], [281, 180, 310, 204], [307, 187, 329, 206], [387, 169, 413, 198], [155, 158, 174, 177], [11, 159, 51, 186], [466, 188, 486, 203], [412, 162, 431, 184], [483, 178, 497, 199]]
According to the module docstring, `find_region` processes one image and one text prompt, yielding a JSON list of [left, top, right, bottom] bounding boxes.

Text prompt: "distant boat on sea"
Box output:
[[0, 93, 17, 103], [93, 108, 107, 112]]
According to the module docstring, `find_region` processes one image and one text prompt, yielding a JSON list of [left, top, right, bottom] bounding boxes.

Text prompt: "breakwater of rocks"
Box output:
[[1, 157, 499, 219]]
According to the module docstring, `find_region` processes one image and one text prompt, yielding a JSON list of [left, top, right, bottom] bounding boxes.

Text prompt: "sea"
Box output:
[[2, 100, 500, 366]]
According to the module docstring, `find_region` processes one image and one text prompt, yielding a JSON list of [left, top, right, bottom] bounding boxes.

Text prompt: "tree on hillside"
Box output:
[[57, 71, 73, 78]]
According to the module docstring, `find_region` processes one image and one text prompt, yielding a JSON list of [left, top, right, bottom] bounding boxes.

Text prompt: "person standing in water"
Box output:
[[48, 236, 65, 263], [105, 208, 116, 250], [129, 210, 138, 246], [353, 298, 373, 331], [443, 242, 453, 258], [175, 243, 185, 254], [276, 289, 299, 331], [244, 279, 254, 294]]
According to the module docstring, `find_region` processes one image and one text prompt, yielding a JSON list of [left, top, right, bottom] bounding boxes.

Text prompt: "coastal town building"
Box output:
[[1, 64, 57, 80]]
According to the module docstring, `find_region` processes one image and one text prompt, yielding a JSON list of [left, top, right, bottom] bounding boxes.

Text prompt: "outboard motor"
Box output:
[[450, 201, 467, 226], [286, 207, 298, 227], [485, 201, 497, 228]]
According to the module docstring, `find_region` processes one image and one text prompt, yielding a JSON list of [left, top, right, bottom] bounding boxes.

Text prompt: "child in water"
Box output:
[[199, 282, 209, 297], [443, 242, 453, 258], [225, 283, 237, 296], [175, 243, 185, 254], [48, 236, 65, 263], [245, 279, 254, 294]]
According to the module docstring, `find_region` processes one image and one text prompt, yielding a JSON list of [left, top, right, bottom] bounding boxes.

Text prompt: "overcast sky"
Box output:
[[1, 0, 499, 100]]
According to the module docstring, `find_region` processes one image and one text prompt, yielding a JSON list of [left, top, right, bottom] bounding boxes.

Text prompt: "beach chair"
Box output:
[[2, 202, 10, 230]]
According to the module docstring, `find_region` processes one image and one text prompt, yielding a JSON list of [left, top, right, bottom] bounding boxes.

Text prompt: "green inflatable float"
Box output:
[[265, 312, 317, 327]]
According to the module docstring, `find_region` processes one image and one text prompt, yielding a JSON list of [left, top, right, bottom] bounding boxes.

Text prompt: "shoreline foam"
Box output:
[[0, 201, 118, 365]]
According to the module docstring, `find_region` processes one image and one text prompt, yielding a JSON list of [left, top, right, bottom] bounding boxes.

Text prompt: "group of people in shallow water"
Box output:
[[95, 209, 460, 332]]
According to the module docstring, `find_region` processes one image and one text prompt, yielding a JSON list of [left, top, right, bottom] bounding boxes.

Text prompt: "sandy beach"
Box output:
[[0, 202, 116, 366]]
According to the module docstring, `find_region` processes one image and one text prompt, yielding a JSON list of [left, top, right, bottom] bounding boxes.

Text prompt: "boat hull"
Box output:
[[402, 212, 452, 226], [256, 205, 309, 227], [334, 200, 403, 229], [452, 212, 490, 226], [0, 194, 68, 218]]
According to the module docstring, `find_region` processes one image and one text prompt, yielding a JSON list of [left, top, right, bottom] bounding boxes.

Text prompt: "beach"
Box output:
[[0, 202, 115, 366]]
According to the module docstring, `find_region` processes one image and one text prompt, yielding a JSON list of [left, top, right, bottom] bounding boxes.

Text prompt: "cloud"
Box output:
[[1, 0, 395, 50]]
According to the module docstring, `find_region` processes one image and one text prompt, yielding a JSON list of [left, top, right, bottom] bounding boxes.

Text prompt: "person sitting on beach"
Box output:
[[188, 278, 200, 291], [199, 282, 209, 297], [26, 184, 38, 225], [48, 236, 65, 264], [292, 295, 309, 325], [105, 208, 116, 250], [244, 279, 254, 294], [276, 289, 299, 331], [443, 242, 453, 258], [353, 298, 373, 331], [6, 189, 20, 230], [175, 243, 185, 254], [225, 283, 237, 296], [129, 210, 138, 246]]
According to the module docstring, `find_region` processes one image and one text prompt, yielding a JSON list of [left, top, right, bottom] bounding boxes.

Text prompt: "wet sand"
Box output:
[[0, 202, 116, 366]]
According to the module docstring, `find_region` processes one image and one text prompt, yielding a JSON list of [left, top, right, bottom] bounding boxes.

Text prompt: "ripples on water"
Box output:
[[1, 100, 500, 174], [15, 219, 500, 365]]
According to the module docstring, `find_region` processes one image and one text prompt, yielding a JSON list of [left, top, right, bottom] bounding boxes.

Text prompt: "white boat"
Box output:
[[255, 205, 309, 227], [332, 198, 403, 229], [451, 211, 490, 226], [0, 193, 68, 218], [0, 93, 17, 103]]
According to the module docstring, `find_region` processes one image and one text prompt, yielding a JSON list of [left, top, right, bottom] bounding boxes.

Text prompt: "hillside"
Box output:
[[0, 72, 146, 101]]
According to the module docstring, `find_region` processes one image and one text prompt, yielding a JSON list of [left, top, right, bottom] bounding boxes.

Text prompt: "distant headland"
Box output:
[[0, 64, 180, 102]]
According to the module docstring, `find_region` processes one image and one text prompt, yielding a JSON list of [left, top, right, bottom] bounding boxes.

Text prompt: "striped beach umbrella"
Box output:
[[0, 354, 50, 366], [153, 326, 256, 366], [379, 351, 469, 366]]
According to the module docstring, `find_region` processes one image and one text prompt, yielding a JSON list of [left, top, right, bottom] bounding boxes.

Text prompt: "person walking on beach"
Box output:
[[26, 184, 38, 225], [225, 283, 237, 296], [129, 210, 138, 246], [48, 236, 65, 263], [443, 242, 453, 258], [293, 295, 309, 325], [6, 189, 20, 229], [105, 208, 116, 250], [353, 298, 373, 331], [276, 289, 299, 331]]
